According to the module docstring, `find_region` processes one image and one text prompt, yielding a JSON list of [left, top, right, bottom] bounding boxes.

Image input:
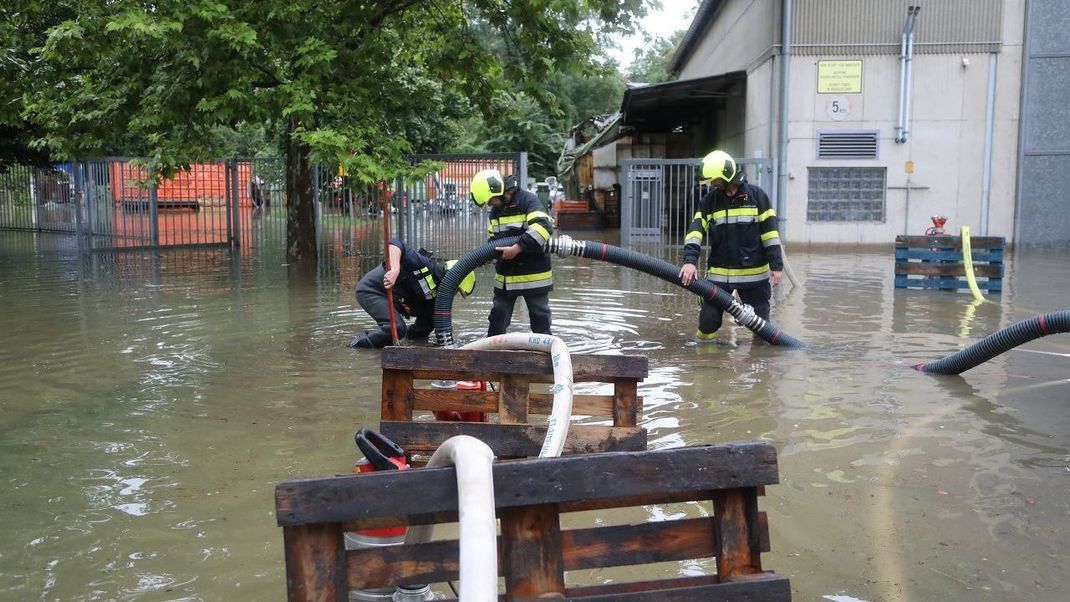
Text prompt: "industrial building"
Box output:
[[568, 0, 1067, 247]]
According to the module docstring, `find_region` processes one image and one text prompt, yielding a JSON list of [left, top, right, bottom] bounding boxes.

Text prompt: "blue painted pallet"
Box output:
[[893, 235, 1005, 293]]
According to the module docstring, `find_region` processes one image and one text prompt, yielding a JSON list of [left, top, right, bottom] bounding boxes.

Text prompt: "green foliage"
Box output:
[[17, 0, 649, 179], [625, 29, 687, 85]]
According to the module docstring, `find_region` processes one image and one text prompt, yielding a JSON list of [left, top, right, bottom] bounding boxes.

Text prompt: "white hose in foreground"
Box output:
[[460, 333, 574, 458], [404, 436, 497, 602]]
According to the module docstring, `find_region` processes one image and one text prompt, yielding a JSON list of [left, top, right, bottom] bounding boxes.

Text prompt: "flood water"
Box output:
[[1, 229, 1068, 601]]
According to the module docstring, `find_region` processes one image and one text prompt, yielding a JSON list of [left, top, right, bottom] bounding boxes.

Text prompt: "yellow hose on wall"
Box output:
[[960, 226, 985, 302]]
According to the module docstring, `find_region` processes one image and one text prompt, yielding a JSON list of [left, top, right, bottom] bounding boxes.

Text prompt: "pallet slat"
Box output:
[[378, 420, 647, 459], [381, 347, 648, 380], [276, 443, 779, 527]]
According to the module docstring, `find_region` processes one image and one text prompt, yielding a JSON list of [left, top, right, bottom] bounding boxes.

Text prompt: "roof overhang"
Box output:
[[620, 71, 746, 132]]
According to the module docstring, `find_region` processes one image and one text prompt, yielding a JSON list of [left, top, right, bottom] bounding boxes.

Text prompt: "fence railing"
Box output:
[[0, 153, 525, 263]]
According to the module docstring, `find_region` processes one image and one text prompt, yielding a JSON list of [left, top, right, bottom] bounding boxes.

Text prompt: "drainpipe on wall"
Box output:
[[981, 52, 998, 236], [896, 6, 920, 143], [776, 0, 792, 237]]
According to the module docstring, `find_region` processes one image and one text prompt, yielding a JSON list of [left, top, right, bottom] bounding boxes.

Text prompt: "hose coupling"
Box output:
[[550, 235, 580, 258], [732, 302, 756, 326], [435, 331, 454, 347]]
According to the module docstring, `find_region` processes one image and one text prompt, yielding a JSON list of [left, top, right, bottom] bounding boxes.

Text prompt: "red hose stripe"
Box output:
[[601, 243, 607, 261], [1039, 314, 1048, 336], [771, 329, 782, 344], [707, 286, 720, 301]]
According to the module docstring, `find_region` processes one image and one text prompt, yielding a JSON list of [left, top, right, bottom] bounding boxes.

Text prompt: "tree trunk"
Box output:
[[285, 117, 317, 265]]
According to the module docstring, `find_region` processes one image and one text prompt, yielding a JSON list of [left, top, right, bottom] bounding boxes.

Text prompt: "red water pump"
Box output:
[[925, 215, 948, 236], [433, 380, 488, 422]]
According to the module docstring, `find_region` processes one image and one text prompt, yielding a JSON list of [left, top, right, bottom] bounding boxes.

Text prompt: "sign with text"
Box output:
[[818, 60, 863, 94]]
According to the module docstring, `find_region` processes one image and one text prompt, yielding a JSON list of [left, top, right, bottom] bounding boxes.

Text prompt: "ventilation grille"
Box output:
[[817, 131, 879, 159]]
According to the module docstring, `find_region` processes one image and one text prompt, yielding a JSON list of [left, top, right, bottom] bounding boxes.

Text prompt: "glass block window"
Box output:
[[807, 167, 886, 222]]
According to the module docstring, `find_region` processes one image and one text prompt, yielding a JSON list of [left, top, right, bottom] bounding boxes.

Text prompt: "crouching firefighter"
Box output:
[[349, 238, 476, 348]]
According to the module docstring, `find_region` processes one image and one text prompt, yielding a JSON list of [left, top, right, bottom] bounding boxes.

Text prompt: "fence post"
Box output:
[[30, 168, 40, 231], [519, 151, 528, 189], [148, 179, 160, 247], [230, 159, 241, 248], [73, 162, 86, 245], [312, 165, 322, 247], [621, 161, 632, 244]]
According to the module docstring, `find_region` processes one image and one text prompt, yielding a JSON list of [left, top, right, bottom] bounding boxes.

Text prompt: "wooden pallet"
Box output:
[[275, 442, 790, 601], [894, 235, 1005, 292], [380, 347, 648, 461]]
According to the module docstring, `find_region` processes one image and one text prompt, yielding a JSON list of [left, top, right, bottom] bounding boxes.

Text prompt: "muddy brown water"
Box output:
[[1, 230, 1067, 601]]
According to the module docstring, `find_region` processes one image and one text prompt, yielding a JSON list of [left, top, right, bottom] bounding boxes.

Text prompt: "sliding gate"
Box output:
[[620, 158, 776, 247]]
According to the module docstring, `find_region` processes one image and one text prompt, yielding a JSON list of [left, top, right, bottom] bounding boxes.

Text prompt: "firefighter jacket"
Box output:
[[387, 238, 448, 315], [682, 181, 783, 287], [487, 188, 553, 297]]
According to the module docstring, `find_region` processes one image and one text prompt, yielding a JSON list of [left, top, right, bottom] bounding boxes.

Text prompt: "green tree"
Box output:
[[625, 29, 686, 84], [19, 0, 649, 263]]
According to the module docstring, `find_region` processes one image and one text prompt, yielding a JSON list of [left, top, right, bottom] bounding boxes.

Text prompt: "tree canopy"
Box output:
[[11, 0, 653, 259]]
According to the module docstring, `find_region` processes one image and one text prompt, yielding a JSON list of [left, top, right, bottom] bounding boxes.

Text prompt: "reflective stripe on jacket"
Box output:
[[487, 188, 554, 296], [682, 181, 783, 287]]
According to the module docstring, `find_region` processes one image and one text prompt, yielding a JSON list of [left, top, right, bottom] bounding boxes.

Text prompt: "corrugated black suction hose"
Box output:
[[915, 310, 1070, 374], [434, 235, 805, 348]]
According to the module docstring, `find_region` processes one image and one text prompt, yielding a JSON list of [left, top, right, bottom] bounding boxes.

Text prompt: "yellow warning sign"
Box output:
[[818, 60, 863, 94]]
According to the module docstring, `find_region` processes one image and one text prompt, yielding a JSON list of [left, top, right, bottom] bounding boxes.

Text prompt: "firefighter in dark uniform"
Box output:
[[679, 150, 783, 343], [469, 169, 554, 336], [349, 238, 476, 348]]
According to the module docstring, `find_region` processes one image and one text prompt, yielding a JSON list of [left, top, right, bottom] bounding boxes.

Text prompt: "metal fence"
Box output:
[[0, 153, 525, 263], [620, 158, 777, 253]]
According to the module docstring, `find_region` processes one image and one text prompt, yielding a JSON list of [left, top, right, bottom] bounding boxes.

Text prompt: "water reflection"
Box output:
[[1, 233, 1068, 600]]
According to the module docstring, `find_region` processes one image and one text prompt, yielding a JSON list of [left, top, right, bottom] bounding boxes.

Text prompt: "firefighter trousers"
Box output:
[[698, 282, 771, 336], [488, 290, 552, 337]]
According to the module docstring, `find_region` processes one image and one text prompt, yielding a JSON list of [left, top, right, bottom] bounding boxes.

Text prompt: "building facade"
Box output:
[[659, 0, 1069, 246]]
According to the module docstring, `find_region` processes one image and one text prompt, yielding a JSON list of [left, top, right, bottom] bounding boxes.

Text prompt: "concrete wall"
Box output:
[[1017, 0, 1070, 246], [783, 43, 1022, 244]]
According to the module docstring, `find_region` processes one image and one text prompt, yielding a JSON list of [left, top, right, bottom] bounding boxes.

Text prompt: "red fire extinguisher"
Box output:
[[431, 380, 488, 423]]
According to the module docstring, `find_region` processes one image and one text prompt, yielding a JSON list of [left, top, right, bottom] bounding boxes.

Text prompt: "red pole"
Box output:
[[382, 190, 400, 345]]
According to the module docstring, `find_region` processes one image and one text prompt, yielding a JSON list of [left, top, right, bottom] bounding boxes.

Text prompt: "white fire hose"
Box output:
[[405, 334, 575, 600], [460, 333, 575, 458]]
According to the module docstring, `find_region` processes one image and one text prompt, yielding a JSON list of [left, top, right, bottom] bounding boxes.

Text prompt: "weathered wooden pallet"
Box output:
[[276, 442, 791, 601], [380, 347, 649, 461], [894, 235, 1005, 292]]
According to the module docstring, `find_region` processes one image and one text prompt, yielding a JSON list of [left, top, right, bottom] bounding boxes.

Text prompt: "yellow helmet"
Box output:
[[700, 150, 737, 184], [470, 169, 505, 207], [444, 260, 476, 297]]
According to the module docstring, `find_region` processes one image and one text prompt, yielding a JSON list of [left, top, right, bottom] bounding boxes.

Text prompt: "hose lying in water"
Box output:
[[914, 310, 1070, 374], [433, 235, 805, 348]]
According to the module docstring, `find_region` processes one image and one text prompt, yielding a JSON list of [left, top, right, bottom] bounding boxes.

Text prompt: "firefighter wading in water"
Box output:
[[469, 169, 554, 336], [679, 150, 783, 342]]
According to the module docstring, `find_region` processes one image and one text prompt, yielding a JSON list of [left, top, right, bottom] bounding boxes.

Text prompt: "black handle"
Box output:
[[354, 428, 406, 471]]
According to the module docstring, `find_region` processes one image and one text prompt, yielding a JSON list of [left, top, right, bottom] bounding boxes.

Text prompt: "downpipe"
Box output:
[[433, 235, 805, 348], [914, 311, 1070, 375]]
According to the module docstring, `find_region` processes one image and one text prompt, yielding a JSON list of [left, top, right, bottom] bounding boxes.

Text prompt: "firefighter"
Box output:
[[349, 239, 476, 348], [678, 150, 783, 343], [469, 169, 554, 336]]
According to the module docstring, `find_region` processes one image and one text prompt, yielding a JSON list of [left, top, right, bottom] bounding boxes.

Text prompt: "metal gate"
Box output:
[[620, 157, 776, 247]]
